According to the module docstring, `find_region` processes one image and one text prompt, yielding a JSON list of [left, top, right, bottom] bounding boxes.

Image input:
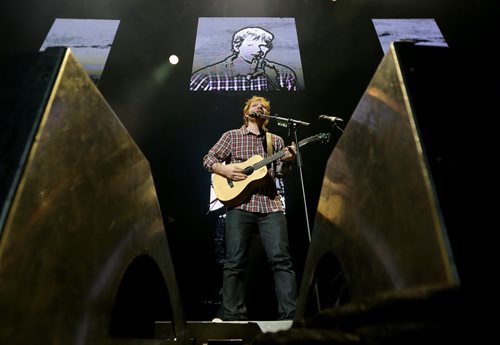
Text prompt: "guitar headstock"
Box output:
[[299, 132, 331, 147]]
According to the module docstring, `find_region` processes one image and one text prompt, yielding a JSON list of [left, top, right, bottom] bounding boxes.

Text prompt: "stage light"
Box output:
[[169, 55, 179, 65]]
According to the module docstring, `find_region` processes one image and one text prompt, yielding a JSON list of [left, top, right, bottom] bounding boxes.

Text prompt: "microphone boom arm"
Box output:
[[260, 114, 310, 127]]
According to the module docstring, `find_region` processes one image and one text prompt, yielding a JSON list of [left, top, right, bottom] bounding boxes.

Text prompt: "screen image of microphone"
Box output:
[[250, 112, 261, 118], [319, 115, 343, 122]]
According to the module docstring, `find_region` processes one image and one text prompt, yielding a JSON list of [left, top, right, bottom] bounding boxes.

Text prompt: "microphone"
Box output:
[[318, 114, 343, 122], [250, 112, 262, 119]]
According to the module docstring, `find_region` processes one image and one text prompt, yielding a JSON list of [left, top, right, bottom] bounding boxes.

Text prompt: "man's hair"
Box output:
[[243, 95, 270, 131], [232, 27, 274, 54]]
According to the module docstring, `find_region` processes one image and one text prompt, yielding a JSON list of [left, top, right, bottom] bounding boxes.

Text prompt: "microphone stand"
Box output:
[[266, 115, 312, 240], [264, 114, 322, 313]]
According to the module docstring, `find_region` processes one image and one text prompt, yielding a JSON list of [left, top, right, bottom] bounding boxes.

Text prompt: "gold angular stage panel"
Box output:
[[296, 43, 462, 320], [0, 48, 188, 344]]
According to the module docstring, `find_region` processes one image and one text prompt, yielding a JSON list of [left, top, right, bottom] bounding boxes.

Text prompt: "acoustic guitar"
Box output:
[[212, 132, 331, 207]]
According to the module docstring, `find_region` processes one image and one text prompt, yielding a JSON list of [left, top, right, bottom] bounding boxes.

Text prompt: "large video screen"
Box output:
[[190, 17, 304, 92], [40, 18, 120, 85], [372, 18, 448, 54]]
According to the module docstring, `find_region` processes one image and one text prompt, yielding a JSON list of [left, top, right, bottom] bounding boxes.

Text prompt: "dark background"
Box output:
[[1, 0, 497, 320]]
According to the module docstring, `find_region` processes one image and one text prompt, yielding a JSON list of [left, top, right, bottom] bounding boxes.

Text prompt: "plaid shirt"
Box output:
[[190, 74, 297, 91], [190, 57, 298, 91], [203, 125, 287, 213]]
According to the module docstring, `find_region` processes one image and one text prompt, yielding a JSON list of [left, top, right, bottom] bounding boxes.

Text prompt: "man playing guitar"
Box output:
[[203, 95, 297, 321]]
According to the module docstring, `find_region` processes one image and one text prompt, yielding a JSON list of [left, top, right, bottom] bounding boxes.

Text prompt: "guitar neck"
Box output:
[[250, 133, 328, 170], [253, 150, 286, 170]]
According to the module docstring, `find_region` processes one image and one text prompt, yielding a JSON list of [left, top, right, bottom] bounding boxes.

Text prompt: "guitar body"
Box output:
[[211, 132, 331, 207], [212, 155, 269, 207]]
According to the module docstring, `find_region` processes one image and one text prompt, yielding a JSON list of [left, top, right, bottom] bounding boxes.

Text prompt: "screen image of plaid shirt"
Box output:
[[190, 58, 298, 91]]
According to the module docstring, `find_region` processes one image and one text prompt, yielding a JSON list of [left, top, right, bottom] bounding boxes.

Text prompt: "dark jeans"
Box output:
[[223, 209, 297, 320]]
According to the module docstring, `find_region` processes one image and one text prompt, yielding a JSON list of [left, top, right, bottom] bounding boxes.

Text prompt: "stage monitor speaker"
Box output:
[[0, 48, 188, 344], [296, 42, 495, 320]]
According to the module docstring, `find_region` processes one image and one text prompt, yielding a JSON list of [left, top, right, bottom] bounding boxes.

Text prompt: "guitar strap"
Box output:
[[264, 131, 277, 172], [265, 131, 273, 156]]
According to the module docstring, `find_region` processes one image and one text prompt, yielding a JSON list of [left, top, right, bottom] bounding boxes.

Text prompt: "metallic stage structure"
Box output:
[[297, 42, 460, 310], [0, 48, 188, 344]]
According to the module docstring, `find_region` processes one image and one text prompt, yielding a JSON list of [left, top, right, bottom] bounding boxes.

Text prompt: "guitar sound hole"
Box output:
[[227, 179, 234, 188], [243, 166, 254, 175]]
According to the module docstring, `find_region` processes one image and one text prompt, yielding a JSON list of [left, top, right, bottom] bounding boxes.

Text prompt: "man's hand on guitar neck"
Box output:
[[282, 142, 297, 162], [212, 162, 247, 181]]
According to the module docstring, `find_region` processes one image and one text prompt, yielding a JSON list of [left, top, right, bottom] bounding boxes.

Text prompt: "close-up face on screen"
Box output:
[[190, 17, 305, 91]]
